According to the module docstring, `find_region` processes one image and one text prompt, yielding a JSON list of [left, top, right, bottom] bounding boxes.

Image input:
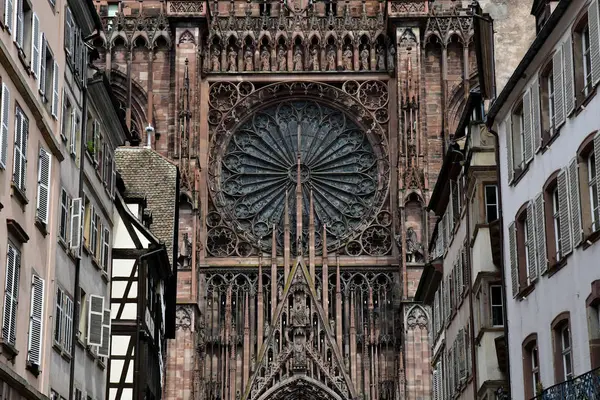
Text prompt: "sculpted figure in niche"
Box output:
[[260, 47, 270, 71], [293, 46, 303, 71], [360, 46, 369, 70], [277, 47, 287, 71], [387, 44, 395, 71], [227, 47, 237, 72], [211, 47, 221, 71], [405, 226, 424, 263], [326, 45, 336, 71], [309, 46, 319, 71], [342, 46, 353, 70], [376, 45, 385, 70], [244, 48, 254, 71]]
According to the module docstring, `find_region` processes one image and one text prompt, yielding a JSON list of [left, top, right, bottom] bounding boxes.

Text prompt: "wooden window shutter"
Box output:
[[64, 295, 73, 353], [526, 201, 538, 282], [504, 115, 514, 182], [4, 0, 13, 33], [13, 108, 28, 191], [39, 34, 46, 94], [52, 62, 59, 119], [31, 13, 40, 79], [14, 0, 22, 48], [534, 193, 548, 274], [69, 110, 77, 156], [69, 197, 83, 255], [553, 47, 565, 128], [595, 133, 600, 216], [531, 79, 542, 152], [568, 158, 583, 246], [589, 0, 600, 86], [36, 148, 51, 224], [3, 244, 20, 345], [0, 82, 10, 169], [60, 89, 68, 139], [563, 37, 576, 116], [64, 7, 72, 57], [111, 158, 116, 199], [508, 222, 519, 297], [523, 89, 533, 163], [97, 309, 111, 357], [27, 275, 44, 365], [87, 295, 104, 346], [102, 227, 110, 271], [558, 168, 573, 256]]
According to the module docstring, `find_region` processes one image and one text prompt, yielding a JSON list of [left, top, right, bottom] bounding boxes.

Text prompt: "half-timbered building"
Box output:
[[109, 147, 179, 400]]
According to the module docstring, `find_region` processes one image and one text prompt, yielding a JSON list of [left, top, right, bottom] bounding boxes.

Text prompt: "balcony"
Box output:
[[533, 367, 600, 400]]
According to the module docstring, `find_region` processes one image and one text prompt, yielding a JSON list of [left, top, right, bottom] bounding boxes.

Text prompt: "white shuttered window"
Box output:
[[563, 37, 576, 116], [553, 47, 565, 128], [589, 0, 600, 86], [27, 275, 44, 365], [568, 158, 583, 246], [558, 169, 573, 256], [87, 295, 104, 346], [3, 244, 20, 345], [36, 148, 51, 224], [508, 222, 519, 297], [13, 106, 28, 192], [0, 83, 10, 168]]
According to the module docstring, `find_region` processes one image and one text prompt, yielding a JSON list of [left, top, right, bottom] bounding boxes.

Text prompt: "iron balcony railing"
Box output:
[[532, 367, 600, 400]]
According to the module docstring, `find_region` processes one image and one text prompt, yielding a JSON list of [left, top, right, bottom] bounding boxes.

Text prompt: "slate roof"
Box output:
[[115, 147, 179, 266]]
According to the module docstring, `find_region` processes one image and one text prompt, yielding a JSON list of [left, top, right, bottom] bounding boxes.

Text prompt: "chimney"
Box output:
[[145, 124, 155, 149]]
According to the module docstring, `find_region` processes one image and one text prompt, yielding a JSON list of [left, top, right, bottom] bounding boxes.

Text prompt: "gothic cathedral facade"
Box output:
[[93, 1, 477, 399]]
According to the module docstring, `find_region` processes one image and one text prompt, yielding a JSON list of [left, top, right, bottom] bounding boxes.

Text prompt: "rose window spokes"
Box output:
[[216, 100, 383, 252]]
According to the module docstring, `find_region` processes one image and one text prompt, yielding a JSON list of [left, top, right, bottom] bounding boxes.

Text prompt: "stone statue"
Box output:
[[376, 45, 385, 70], [342, 46, 353, 70], [293, 46, 303, 71], [277, 47, 287, 71], [260, 48, 270, 71], [244, 48, 254, 71], [406, 226, 424, 263], [211, 47, 221, 71], [309, 47, 319, 71], [326, 46, 336, 71], [360, 47, 369, 70], [387, 44, 395, 71], [227, 47, 237, 72]]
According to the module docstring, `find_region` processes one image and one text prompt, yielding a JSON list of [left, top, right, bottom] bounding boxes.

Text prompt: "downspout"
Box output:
[[488, 127, 512, 396], [464, 169, 478, 399]]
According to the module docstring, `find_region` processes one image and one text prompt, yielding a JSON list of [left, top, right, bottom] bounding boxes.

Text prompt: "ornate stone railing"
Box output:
[[167, 0, 207, 17], [533, 367, 600, 400], [388, 0, 428, 17]]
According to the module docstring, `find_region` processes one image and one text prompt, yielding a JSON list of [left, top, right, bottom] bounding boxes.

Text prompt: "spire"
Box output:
[[271, 224, 277, 320]]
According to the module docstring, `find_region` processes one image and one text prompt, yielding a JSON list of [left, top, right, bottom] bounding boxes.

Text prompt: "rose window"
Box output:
[[212, 100, 386, 253]]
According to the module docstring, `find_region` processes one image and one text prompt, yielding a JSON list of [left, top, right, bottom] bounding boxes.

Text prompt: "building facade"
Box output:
[[419, 91, 508, 400], [488, 0, 600, 398], [90, 0, 486, 399], [110, 147, 179, 400], [0, 0, 64, 398], [50, 2, 130, 400]]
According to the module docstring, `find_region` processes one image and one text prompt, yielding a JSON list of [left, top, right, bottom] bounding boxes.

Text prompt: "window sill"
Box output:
[[92, 256, 102, 271], [517, 283, 536, 300], [540, 128, 561, 153], [583, 229, 600, 250], [11, 182, 29, 206], [546, 257, 568, 278], [25, 361, 41, 376], [52, 342, 72, 361], [58, 238, 68, 252], [76, 336, 86, 349], [0, 340, 18, 361], [510, 162, 531, 187], [574, 86, 598, 118], [35, 218, 48, 237], [101, 270, 109, 283]]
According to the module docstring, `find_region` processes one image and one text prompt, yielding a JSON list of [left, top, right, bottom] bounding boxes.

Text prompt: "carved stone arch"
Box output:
[[423, 30, 442, 47], [152, 32, 172, 49], [258, 31, 273, 45], [178, 29, 196, 45], [109, 31, 130, 49], [403, 189, 424, 206], [275, 31, 289, 46], [447, 32, 464, 47], [256, 375, 344, 400], [132, 31, 150, 49], [226, 31, 239, 44], [324, 31, 337, 44], [308, 31, 321, 45], [96, 32, 108, 49], [292, 32, 306, 45], [405, 304, 428, 330]]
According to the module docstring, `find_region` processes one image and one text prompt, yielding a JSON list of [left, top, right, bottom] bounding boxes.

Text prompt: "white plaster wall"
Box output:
[[494, 2, 600, 394]]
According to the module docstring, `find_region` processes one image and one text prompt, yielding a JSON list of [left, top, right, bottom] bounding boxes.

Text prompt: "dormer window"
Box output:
[[532, 0, 560, 34]]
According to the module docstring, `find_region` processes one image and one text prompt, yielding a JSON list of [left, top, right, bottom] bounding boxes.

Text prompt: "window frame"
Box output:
[[522, 333, 540, 399], [551, 312, 573, 383], [576, 132, 600, 238], [540, 58, 556, 144], [490, 284, 504, 327], [484, 184, 499, 223]]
